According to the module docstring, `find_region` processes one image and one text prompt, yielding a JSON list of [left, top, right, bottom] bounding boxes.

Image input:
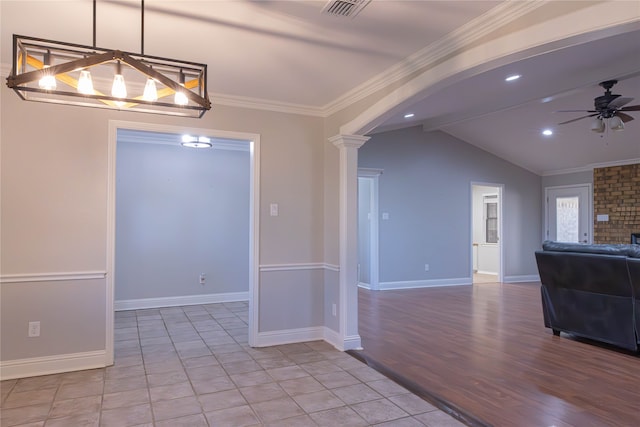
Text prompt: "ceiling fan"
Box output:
[[557, 80, 640, 131]]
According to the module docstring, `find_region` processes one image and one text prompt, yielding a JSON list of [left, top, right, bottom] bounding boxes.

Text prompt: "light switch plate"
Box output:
[[270, 203, 278, 216]]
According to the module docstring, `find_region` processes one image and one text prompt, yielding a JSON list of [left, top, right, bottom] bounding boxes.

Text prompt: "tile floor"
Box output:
[[1, 302, 465, 426]]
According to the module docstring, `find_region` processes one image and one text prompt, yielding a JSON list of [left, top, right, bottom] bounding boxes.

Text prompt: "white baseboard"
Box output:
[[358, 282, 372, 290], [476, 270, 498, 275], [503, 274, 540, 283], [254, 326, 361, 352], [378, 277, 471, 290], [259, 263, 340, 272], [254, 326, 325, 347], [0, 350, 107, 380], [340, 334, 363, 351], [115, 292, 249, 311], [323, 327, 341, 350]]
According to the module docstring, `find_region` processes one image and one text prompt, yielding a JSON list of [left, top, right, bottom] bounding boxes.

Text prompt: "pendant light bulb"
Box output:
[[175, 91, 188, 106], [143, 78, 158, 102], [77, 70, 94, 95], [174, 70, 188, 106], [38, 50, 56, 90], [111, 61, 127, 99]]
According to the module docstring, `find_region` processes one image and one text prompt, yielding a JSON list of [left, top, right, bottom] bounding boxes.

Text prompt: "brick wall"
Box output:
[[593, 163, 640, 244]]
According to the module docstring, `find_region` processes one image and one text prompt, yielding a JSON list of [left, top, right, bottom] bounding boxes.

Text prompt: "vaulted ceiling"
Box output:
[[2, 1, 639, 175]]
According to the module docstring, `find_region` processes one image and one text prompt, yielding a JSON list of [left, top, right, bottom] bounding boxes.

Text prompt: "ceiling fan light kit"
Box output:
[[609, 115, 624, 131], [590, 117, 605, 133], [5, 1, 211, 118], [557, 80, 639, 133]]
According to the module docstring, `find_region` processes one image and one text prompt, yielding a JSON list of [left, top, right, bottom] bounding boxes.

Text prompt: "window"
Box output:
[[484, 196, 498, 244]]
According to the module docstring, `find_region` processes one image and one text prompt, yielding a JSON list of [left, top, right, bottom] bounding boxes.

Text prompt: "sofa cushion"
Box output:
[[628, 245, 640, 258], [542, 240, 634, 256]]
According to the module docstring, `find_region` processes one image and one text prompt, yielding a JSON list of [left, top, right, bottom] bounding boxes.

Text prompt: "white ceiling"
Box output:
[[2, 1, 639, 175]]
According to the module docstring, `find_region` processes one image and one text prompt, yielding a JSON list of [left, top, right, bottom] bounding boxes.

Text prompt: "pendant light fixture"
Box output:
[[6, 0, 211, 118]]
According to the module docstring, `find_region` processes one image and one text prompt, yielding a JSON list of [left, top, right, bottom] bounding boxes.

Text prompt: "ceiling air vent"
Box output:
[[322, 0, 371, 18]]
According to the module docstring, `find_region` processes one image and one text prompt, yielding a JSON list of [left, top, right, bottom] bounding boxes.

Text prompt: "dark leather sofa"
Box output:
[[535, 241, 640, 351]]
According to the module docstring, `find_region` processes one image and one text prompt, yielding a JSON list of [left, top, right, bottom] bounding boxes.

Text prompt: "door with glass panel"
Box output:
[[546, 185, 591, 243]]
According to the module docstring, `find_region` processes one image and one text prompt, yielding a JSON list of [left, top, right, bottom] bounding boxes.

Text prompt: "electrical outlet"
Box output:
[[424, 264, 430, 271], [28, 321, 40, 337], [199, 273, 206, 285], [332, 303, 337, 317]]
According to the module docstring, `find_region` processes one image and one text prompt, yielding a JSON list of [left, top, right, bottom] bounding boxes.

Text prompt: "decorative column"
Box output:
[[330, 134, 370, 351]]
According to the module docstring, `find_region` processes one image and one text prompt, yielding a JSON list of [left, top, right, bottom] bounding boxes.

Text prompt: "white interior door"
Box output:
[[546, 185, 591, 243]]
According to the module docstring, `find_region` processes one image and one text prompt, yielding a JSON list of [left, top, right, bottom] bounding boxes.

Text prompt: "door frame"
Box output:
[[357, 168, 382, 290], [544, 184, 592, 244], [105, 120, 260, 365], [470, 182, 504, 283]]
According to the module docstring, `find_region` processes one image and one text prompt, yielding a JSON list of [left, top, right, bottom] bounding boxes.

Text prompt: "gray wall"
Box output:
[[115, 138, 250, 301], [541, 170, 593, 188], [359, 126, 542, 283], [259, 270, 324, 332], [1, 280, 105, 360]]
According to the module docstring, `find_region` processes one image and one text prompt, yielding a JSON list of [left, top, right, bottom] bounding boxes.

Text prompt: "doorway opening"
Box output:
[[545, 184, 592, 244], [105, 121, 260, 365], [471, 184, 503, 284], [357, 168, 382, 290]]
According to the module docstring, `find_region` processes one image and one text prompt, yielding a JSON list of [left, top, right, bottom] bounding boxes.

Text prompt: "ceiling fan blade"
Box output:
[[616, 112, 635, 123], [620, 105, 640, 111], [608, 96, 633, 109], [558, 113, 598, 125]]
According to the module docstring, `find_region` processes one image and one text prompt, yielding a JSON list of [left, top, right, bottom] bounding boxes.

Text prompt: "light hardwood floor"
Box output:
[[355, 283, 640, 427]]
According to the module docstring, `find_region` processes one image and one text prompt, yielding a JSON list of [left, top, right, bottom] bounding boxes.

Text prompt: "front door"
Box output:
[[546, 185, 591, 243]]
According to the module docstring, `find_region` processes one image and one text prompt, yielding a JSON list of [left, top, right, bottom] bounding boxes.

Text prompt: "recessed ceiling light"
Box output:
[[542, 129, 553, 136], [404, 113, 415, 119], [505, 74, 521, 82]]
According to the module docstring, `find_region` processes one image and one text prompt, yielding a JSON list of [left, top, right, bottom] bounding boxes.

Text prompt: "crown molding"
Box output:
[[117, 128, 250, 151], [322, 0, 548, 116], [210, 92, 325, 117], [541, 158, 640, 176]]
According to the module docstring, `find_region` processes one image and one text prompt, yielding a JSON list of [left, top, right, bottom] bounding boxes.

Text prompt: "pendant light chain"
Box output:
[[92, 0, 145, 54], [141, 0, 144, 55], [92, 0, 97, 48]]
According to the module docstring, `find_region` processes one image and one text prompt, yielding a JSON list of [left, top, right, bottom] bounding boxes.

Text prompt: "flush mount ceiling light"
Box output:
[[542, 129, 553, 136], [505, 74, 521, 82], [181, 135, 212, 148], [404, 113, 415, 119], [6, 0, 211, 118]]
